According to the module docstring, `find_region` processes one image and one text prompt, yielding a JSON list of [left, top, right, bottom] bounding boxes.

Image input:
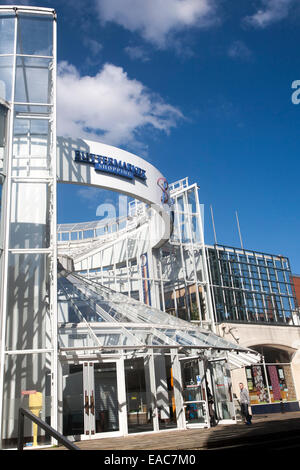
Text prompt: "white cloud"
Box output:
[[95, 0, 217, 48], [244, 0, 295, 28], [228, 41, 253, 61], [57, 61, 183, 148], [124, 45, 150, 62], [83, 37, 103, 56]]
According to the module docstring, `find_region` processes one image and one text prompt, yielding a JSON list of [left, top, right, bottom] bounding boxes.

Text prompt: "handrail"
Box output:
[[17, 408, 80, 450]]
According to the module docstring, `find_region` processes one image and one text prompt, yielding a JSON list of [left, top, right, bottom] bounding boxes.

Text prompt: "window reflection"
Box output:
[[17, 14, 53, 56], [207, 246, 297, 325]]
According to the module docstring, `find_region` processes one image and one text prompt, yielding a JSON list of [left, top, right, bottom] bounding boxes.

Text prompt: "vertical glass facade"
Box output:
[[0, 7, 57, 448], [207, 245, 298, 325]]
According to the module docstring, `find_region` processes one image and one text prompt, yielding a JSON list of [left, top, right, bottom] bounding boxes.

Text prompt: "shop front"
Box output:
[[61, 353, 183, 441], [60, 353, 239, 442], [244, 346, 298, 413]]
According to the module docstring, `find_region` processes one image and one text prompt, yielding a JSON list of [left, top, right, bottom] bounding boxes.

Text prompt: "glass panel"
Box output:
[[191, 214, 201, 243], [181, 359, 209, 426], [0, 55, 14, 102], [185, 402, 208, 425], [15, 103, 52, 114], [63, 364, 84, 437], [181, 213, 191, 243], [6, 253, 50, 350], [214, 286, 226, 322], [94, 363, 119, 433], [2, 353, 52, 449], [13, 117, 51, 152], [176, 195, 184, 212], [268, 365, 282, 402], [211, 361, 235, 420], [282, 296, 291, 317], [58, 326, 98, 350], [15, 57, 52, 103], [0, 14, 15, 55], [0, 103, 7, 147], [182, 359, 202, 402], [247, 365, 269, 404], [280, 365, 297, 401], [155, 354, 177, 430], [187, 188, 197, 214], [164, 290, 176, 316], [0, 184, 3, 235], [10, 183, 50, 249], [17, 14, 53, 56], [125, 357, 154, 434]]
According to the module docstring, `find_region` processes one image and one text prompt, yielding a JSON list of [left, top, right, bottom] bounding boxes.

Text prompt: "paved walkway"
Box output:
[[45, 411, 300, 450]]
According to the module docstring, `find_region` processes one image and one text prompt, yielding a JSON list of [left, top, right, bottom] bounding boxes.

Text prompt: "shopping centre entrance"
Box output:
[[62, 358, 207, 442], [61, 351, 187, 442], [62, 360, 123, 439], [61, 355, 181, 441], [61, 353, 241, 442]]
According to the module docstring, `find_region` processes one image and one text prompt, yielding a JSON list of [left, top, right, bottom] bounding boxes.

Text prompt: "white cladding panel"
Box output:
[[57, 137, 168, 209]]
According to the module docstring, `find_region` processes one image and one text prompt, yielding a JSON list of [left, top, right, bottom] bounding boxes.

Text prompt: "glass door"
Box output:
[[181, 358, 209, 427], [62, 360, 123, 439], [93, 362, 120, 435], [63, 364, 84, 438], [125, 357, 155, 434], [155, 354, 178, 430], [209, 359, 235, 422]]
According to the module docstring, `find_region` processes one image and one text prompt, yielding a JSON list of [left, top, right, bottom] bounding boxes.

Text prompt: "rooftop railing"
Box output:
[[57, 177, 191, 245]]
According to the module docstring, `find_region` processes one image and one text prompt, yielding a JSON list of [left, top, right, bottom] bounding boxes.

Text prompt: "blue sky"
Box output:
[[4, 0, 300, 272]]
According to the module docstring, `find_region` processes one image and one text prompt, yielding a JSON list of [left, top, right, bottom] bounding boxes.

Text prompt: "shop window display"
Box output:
[[246, 359, 296, 404]]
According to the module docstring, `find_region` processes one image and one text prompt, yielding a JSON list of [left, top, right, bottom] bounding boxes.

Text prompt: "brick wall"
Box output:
[[292, 275, 300, 307]]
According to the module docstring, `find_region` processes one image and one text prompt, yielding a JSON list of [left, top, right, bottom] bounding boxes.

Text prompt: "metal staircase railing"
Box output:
[[17, 408, 80, 450]]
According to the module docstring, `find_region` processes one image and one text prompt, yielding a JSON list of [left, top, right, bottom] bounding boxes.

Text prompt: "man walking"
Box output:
[[239, 382, 252, 425]]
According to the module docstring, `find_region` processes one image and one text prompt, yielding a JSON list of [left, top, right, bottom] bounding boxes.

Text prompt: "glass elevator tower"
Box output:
[[0, 6, 57, 447]]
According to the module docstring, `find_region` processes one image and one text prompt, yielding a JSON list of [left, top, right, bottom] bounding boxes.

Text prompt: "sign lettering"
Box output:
[[74, 150, 147, 181]]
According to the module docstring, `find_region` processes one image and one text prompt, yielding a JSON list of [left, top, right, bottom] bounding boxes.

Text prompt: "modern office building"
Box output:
[[0, 5, 263, 448]]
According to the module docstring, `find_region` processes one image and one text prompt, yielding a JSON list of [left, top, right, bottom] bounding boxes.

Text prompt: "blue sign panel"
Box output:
[[74, 150, 146, 181]]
